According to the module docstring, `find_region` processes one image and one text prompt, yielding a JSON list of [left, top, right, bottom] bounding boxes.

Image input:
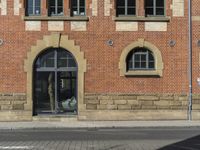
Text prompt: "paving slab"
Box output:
[[0, 120, 200, 130]]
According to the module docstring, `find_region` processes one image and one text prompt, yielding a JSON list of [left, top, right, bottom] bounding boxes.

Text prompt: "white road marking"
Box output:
[[0, 146, 33, 149]]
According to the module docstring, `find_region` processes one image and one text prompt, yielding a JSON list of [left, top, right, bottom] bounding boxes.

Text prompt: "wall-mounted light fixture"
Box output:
[[0, 39, 3, 46], [106, 39, 114, 46], [197, 40, 200, 47], [169, 40, 176, 47], [197, 78, 200, 86]]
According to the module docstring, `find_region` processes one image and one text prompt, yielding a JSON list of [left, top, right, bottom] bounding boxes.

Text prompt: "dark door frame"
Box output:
[[34, 48, 78, 115]]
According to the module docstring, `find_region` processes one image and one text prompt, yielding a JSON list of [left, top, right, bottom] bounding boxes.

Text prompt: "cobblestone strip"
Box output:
[[0, 139, 186, 150]]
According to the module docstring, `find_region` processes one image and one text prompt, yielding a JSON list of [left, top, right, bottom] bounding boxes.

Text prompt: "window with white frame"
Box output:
[[145, 0, 165, 16], [116, 0, 136, 16], [26, 0, 41, 16], [71, 0, 86, 16]]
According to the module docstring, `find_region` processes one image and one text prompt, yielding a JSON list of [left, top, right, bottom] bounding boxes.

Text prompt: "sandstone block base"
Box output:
[[78, 110, 188, 121], [0, 110, 32, 121]]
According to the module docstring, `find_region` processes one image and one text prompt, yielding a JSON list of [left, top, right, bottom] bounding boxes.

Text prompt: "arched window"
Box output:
[[34, 48, 78, 115], [126, 48, 155, 71], [119, 39, 163, 77]]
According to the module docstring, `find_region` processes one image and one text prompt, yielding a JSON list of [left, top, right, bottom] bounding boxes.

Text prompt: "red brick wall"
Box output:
[[0, 0, 189, 95], [192, 0, 200, 94]]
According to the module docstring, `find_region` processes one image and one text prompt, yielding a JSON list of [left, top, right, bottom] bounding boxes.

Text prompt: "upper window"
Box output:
[[71, 0, 86, 16], [116, 0, 136, 16], [48, 0, 64, 16], [145, 0, 165, 16], [126, 48, 155, 71], [26, 0, 41, 16]]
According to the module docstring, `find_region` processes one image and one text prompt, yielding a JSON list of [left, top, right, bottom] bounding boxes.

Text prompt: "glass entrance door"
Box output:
[[34, 48, 78, 115], [57, 71, 77, 113]]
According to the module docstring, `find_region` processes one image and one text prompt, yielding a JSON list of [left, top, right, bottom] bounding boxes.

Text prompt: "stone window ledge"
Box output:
[[113, 16, 170, 22], [192, 16, 200, 21], [125, 70, 162, 77], [23, 16, 89, 21]]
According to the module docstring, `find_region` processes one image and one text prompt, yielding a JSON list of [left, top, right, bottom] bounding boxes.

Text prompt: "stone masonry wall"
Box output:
[[85, 93, 191, 111], [0, 93, 26, 111]]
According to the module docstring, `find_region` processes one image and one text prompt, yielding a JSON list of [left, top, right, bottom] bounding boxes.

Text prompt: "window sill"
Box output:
[[23, 16, 89, 21], [113, 16, 170, 22], [125, 70, 162, 77]]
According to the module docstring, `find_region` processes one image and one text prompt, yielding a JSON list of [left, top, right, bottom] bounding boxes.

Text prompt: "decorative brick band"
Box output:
[[172, 0, 184, 17], [84, 93, 190, 111], [0, 93, 26, 111], [0, 0, 7, 15], [14, 0, 22, 15]]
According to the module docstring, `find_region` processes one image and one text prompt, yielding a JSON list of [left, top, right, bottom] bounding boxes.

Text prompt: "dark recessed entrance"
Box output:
[[33, 48, 78, 115]]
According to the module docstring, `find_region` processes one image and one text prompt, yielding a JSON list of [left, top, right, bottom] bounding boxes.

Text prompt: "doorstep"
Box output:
[[32, 115, 78, 122]]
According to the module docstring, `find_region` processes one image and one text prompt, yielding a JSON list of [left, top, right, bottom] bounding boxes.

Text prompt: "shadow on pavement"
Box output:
[[159, 135, 200, 150]]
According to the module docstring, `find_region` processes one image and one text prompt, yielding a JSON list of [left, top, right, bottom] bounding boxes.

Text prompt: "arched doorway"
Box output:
[[34, 48, 78, 115]]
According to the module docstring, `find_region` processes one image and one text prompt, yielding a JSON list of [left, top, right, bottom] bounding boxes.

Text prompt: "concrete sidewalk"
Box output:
[[0, 120, 200, 130]]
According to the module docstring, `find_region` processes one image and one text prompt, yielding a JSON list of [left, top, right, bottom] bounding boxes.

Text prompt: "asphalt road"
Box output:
[[0, 127, 200, 150]]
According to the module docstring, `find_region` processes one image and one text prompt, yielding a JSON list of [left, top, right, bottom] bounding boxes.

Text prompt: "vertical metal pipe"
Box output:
[[55, 50, 58, 113], [188, 0, 192, 121]]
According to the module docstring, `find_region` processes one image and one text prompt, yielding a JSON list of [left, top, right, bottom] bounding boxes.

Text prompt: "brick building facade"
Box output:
[[0, 0, 199, 121]]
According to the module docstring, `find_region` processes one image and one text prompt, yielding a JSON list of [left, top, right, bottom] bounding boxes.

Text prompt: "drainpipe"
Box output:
[[188, 0, 192, 121]]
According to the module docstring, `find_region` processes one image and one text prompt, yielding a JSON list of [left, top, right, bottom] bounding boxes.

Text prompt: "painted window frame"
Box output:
[[127, 48, 155, 71], [145, 0, 165, 17], [34, 48, 78, 115], [71, 0, 86, 16], [48, 0, 64, 16], [119, 39, 164, 77], [26, 0, 41, 16], [116, 0, 136, 17]]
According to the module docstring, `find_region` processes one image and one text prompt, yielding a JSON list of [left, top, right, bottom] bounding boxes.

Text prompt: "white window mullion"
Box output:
[[77, 0, 80, 15], [125, 0, 128, 15], [146, 51, 149, 69], [32, 0, 34, 15], [56, 0, 58, 15], [33, 0, 35, 15], [132, 53, 135, 69], [154, 0, 156, 16]]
